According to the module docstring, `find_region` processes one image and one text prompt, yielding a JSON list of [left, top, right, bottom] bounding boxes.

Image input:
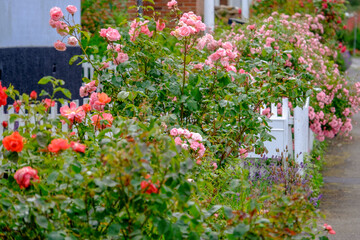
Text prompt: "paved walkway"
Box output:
[[320, 58, 360, 239]]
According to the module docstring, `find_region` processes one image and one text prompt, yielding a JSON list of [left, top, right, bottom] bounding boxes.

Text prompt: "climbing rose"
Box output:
[[91, 113, 113, 130], [114, 52, 129, 65], [71, 141, 86, 153], [30, 91, 37, 100], [79, 81, 97, 97], [2, 132, 24, 152], [0, 81, 7, 107], [67, 36, 78, 46], [66, 5, 77, 15], [48, 138, 70, 153], [54, 40, 66, 51], [14, 166, 39, 189], [50, 7, 63, 21]]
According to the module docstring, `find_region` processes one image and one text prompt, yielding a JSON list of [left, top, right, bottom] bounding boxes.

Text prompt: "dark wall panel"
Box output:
[[0, 47, 82, 101]]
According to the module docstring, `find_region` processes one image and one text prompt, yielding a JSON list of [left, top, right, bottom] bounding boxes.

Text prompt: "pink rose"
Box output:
[[170, 128, 178, 136], [56, 21, 69, 36], [50, 7, 63, 21], [99, 28, 108, 38], [49, 19, 58, 28], [67, 37, 78, 46], [14, 166, 40, 189], [66, 5, 77, 15], [178, 26, 191, 37], [167, 0, 177, 9], [54, 40, 66, 51], [114, 52, 129, 65], [191, 133, 202, 142], [100, 62, 110, 70], [106, 27, 121, 41], [174, 137, 183, 145]]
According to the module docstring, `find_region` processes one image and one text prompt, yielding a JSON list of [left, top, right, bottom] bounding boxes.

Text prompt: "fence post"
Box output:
[[294, 98, 309, 173]]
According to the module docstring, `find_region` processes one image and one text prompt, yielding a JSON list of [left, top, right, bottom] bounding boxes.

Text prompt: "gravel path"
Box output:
[[319, 58, 360, 239]]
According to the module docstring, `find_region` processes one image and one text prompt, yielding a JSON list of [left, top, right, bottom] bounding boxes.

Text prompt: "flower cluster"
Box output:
[[323, 223, 336, 235], [140, 175, 159, 194], [89, 92, 111, 111], [79, 80, 97, 97], [49, 6, 79, 51], [129, 19, 154, 42], [170, 12, 206, 40], [48, 138, 71, 153], [170, 128, 205, 160]]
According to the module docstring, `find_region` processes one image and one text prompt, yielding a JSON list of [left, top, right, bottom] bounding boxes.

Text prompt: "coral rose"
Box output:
[[48, 138, 70, 153], [0, 81, 7, 107], [54, 40, 66, 51], [2, 132, 24, 152], [14, 166, 40, 189]]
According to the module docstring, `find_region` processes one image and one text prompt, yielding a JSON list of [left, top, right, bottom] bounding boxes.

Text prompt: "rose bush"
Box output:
[[0, 2, 356, 239]]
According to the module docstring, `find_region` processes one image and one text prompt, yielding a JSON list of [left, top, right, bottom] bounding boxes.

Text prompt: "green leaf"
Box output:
[[232, 223, 249, 238], [36, 214, 48, 229], [82, 31, 91, 41], [71, 161, 82, 174], [36, 132, 49, 148], [73, 199, 85, 209], [205, 205, 222, 218], [223, 206, 234, 219], [117, 91, 130, 100], [69, 55, 79, 65], [38, 76, 54, 85], [107, 223, 121, 236], [39, 89, 50, 97], [47, 171, 59, 184], [186, 98, 198, 111]]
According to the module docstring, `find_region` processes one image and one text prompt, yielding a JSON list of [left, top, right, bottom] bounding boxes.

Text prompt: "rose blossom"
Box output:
[[66, 5, 77, 15], [114, 52, 129, 65], [79, 81, 97, 98], [167, 0, 177, 9], [156, 20, 166, 31], [14, 166, 40, 189], [170, 128, 178, 136], [50, 7, 63, 21], [48, 138, 71, 153], [2, 131, 24, 152], [71, 141, 86, 153], [60, 102, 86, 123], [106, 27, 121, 41], [30, 91, 37, 100], [67, 37, 78, 46], [54, 40, 66, 51]]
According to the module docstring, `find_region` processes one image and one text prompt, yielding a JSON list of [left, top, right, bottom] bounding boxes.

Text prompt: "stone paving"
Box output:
[[320, 58, 360, 239]]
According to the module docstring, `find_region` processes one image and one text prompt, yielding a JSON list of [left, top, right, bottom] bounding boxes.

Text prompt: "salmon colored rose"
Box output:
[[14, 166, 40, 189], [91, 113, 113, 130], [48, 138, 70, 153], [2, 132, 24, 152], [71, 141, 86, 153]]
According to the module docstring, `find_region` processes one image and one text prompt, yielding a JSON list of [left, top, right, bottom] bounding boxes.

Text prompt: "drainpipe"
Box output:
[[354, 14, 358, 56], [242, 0, 249, 20], [137, 0, 143, 16], [204, 0, 215, 32]]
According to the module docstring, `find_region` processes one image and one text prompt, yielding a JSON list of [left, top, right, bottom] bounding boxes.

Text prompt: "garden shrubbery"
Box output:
[[0, 1, 354, 238]]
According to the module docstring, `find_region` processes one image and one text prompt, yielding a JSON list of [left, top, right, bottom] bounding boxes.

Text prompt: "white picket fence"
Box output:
[[0, 99, 89, 137], [248, 97, 314, 166]]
